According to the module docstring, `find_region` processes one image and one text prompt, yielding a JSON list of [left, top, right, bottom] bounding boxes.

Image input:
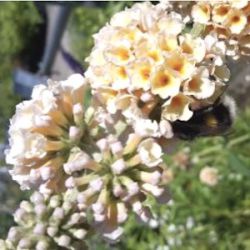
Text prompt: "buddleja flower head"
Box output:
[[86, 1, 230, 141], [6, 72, 171, 242], [0, 190, 89, 250], [5, 74, 103, 194], [65, 132, 170, 242], [172, 0, 250, 59]]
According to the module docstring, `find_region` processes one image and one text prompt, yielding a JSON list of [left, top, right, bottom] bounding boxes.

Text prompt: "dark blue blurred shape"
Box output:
[[61, 47, 84, 75], [13, 69, 48, 99]]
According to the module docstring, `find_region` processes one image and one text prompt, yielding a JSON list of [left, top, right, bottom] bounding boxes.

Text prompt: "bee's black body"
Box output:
[[171, 98, 235, 140]]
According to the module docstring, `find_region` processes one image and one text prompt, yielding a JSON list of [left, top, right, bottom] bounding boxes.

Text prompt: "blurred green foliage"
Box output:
[[0, 2, 41, 141]]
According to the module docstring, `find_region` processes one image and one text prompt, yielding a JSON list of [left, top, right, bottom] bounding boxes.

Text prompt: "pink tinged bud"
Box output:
[[96, 138, 109, 151], [140, 92, 153, 102], [34, 204, 47, 216], [117, 203, 128, 223], [77, 192, 87, 204], [65, 177, 76, 188], [111, 159, 126, 175], [113, 183, 124, 198], [57, 235, 71, 247], [69, 126, 82, 141], [73, 103, 84, 125], [33, 223, 46, 235], [64, 152, 91, 174], [39, 183, 52, 195], [110, 141, 123, 155], [47, 226, 58, 237], [53, 207, 65, 220], [120, 176, 139, 196], [140, 171, 162, 185], [14, 208, 26, 222], [40, 166, 53, 181], [159, 120, 174, 138], [92, 202, 105, 214], [18, 238, 31, 248], [142, 183, 164, 197], [94, 213, 106, 222], [29, 169, 41, 183], [89, 178, 104, 192], [7, 227, 19, 242], [78, 203, 87, 210], [132, 200, 143, 213], [30, 192, 44, 204], [36, 241, 48, 250], [127, 182, 140, 196]]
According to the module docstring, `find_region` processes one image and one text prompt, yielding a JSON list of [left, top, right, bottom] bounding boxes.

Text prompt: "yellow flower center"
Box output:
[[171, 95, 183, 108], [117, 48, 130, 61], [149, 51, 160, 62], [117, 67, 127, 79], [140, 67, 151, 80], [156, 73, 171, 87], [215, 6, 229, 17], [231, 15, 241, 24]]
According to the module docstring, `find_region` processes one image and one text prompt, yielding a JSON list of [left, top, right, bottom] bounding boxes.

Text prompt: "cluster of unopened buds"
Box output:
[[2, 0, 247, 249], [0, 191, 89, 250]]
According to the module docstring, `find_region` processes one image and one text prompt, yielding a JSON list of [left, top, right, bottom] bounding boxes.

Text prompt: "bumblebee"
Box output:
[[171, 96, 236, 140]]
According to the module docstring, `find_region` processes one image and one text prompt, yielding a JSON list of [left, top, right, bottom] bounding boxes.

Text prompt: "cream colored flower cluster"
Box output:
[[65, 133, 170, 241], [5, 0, 239, 247], [177, 0, 250, 59], [86, 2, 230, 139], [6, 74, 102, 194], [6, 73, 169, 242], [0, 191, 89, 250]]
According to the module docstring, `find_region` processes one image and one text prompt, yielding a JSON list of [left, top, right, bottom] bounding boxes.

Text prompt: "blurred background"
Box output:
[[0, 2, 249, 249]]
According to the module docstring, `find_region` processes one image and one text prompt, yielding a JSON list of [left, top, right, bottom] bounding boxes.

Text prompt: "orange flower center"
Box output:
[[216, 6, 229, 16], [158, 74, 170, 87], [171, 96, 183, 108], [117, 48, 130, 61], [140, 68, 151, 80], [231, 15, 241, 24]]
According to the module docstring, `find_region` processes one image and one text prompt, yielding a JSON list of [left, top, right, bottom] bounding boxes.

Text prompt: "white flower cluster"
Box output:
[[86, 1, 230, 141], [5, 72, 170, 242], [0, 191, 89, 250], [6, 74, 102, 194], [65, 133, 170, 242]]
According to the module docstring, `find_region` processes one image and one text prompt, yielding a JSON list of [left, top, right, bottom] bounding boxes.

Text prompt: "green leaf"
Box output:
[[228, 153, 250, 176]]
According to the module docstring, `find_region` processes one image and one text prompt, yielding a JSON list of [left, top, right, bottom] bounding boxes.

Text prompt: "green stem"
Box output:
[[227, 134, 250, 149]]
